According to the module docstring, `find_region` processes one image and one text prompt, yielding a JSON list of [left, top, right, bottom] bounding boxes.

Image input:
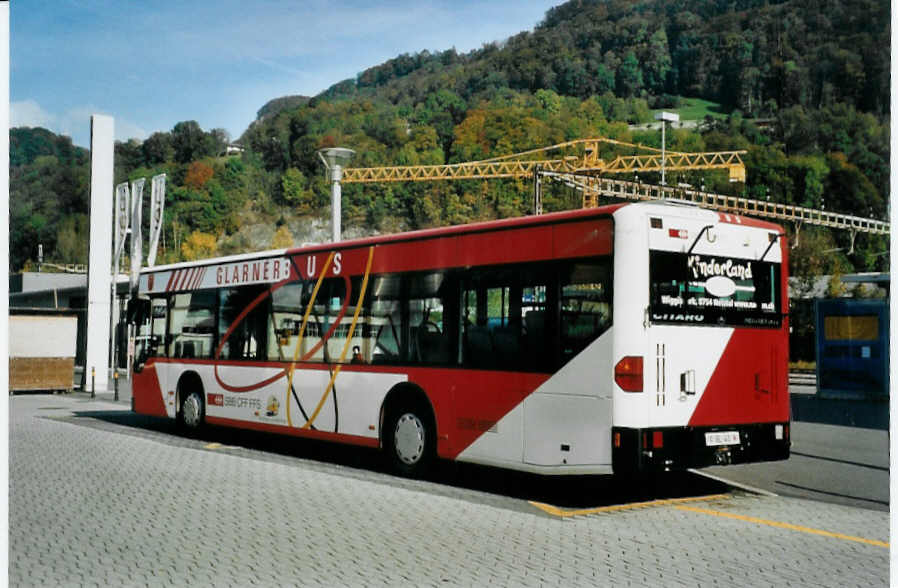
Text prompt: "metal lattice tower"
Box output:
[[542, 172, 889, 235]]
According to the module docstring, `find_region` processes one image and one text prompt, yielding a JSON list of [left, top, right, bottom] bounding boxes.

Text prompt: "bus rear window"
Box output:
[[649, 250, 781, 328]]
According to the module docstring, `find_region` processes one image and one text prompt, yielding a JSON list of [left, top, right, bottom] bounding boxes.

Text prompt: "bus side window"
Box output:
[[560, 260, 612, 365], [407, 272, 451, 365], [149, 298, 167, 356], [369, 274, 401, 364], [219, 286, 269, 361], [462, 266, 549, 372], [487, 286, 517, 366], [134, 297, 166, 362], [169, 291, 216, 359], [462, 281, 494, 368], [329, 276, 370, 365], [520, 285, 548, 369], [269, 281, 304, 361]]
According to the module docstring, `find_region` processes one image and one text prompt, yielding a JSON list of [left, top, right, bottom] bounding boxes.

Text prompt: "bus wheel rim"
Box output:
[[183, 393, 201, 427], [394, 413, 425, 465]]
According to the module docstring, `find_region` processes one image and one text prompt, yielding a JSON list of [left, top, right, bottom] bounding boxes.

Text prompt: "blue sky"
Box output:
[[11, 0, 559, 148]]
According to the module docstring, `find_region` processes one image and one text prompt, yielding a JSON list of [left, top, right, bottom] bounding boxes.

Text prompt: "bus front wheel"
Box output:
[[385, 404, 434, 477], [178, 381, 205, 434]]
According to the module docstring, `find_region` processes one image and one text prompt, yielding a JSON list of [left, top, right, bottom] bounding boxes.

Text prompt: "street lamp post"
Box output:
[[318, 147, 355, 243], [654, 111, 679, 186]]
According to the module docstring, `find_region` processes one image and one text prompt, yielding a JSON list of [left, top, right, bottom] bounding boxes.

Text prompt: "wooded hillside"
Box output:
[[10, 0, 889, 278]]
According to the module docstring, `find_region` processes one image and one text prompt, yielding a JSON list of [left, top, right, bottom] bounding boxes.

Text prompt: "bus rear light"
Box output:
[[613, 432, 621, 448], [652, 430, 664, 448], [614, 356, 644, 392], [669, 228, 688, 239]]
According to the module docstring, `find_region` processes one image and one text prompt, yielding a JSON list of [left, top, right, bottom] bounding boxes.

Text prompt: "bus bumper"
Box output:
[[611, 423, 790, 474]]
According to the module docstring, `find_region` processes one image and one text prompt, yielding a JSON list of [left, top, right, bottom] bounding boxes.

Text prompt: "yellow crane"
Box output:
[[341, 137, 746, 185], [339, 136, 888, 238]]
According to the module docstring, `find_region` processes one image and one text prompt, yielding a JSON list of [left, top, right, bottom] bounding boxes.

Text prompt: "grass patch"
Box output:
[[652, 97, 727, 121]]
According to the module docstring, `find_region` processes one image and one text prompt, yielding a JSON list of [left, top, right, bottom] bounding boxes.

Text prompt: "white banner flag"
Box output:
[[129, 178, 145, 290], [113, 182, 130, 264], [147, 174, 166, 267]]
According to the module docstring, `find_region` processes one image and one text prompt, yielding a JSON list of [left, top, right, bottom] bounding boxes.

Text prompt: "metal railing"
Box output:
[[543, 173, 889, 235]]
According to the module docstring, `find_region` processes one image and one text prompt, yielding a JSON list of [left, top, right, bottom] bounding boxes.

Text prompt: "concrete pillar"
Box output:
[[1, 3, 9, 406], [86, 115, 114, 393]]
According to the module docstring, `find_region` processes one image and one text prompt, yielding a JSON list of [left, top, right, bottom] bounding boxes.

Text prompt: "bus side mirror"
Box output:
[[127, 297, 150, 324]]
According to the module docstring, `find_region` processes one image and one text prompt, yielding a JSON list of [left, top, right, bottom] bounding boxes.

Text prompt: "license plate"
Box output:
[[705, 431, 740, 446]]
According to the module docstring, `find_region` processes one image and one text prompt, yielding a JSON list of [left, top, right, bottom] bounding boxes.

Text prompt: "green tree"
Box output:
[[789, 227, 850, 291], [54, 214, 89, 264], [415, 90, 467, 156], [535, 89, 562, 115], [642, 28, 672, 94], [142, 132, 174, 164], [172, 121, 215, 163], [615, 51, 643, 98], [115, 139, 144, 179], [209, 128, 231, 155], [788, 155, 829, 209], [280, 167, 318, 213], [824, 152, 884, 218]]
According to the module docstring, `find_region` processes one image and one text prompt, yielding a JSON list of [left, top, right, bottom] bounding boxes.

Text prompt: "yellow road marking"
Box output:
[[675, 505, 889, 548], [204, 442, 236, 450], [532, 495, 888, 548], [529, 493, 730, 518]]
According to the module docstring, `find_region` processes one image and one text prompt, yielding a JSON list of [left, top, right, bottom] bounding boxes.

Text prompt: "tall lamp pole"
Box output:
[[318, 147, 355, 243], [654, 111, 679, 186]]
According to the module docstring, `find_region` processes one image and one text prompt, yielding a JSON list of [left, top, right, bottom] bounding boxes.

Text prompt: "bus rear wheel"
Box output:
[[385, 404, 434, 477]]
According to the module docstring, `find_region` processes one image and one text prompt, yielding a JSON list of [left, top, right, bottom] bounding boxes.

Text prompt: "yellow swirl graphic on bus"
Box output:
[[285, 251, 335, 427], [301, 246, 375, 430]]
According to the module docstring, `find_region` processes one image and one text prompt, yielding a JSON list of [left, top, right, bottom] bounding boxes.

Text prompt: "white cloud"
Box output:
[[57, 108, 148, 147], [247, 56, 308, 78], [114, 119, 150, 143], [11, 99, 55, 129], [11, 101, 150, 147]]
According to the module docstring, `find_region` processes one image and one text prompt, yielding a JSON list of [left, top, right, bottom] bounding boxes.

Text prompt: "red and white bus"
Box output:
[[130, 201, 790, 476]]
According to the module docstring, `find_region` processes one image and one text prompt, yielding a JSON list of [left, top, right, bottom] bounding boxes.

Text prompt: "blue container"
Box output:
[[815, 299, 889, 399]]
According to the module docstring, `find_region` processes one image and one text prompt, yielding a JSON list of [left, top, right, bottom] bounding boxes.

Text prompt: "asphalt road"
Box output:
[[9, 393, 890, 587], [704, 421, 889, 512], [87, 374, 890, 513]]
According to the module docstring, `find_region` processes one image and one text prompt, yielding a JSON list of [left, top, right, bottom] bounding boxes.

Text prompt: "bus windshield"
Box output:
[[649, 250, 781, 328]]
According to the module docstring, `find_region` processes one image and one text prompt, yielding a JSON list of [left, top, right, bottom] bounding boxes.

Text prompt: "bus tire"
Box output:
[[177, 374, 205, 434], [384, 399, 435, 478]]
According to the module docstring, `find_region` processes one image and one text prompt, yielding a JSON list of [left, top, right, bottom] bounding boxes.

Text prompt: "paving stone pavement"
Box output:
[[9, 395, 889, 587]]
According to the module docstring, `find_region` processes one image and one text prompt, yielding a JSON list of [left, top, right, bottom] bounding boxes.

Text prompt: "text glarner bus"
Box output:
[[131, 202, 790, 476]]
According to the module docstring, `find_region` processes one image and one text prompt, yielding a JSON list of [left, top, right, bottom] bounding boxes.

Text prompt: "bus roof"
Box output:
[[143, 200, 780, 273], [143, 203, 627, 273]]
